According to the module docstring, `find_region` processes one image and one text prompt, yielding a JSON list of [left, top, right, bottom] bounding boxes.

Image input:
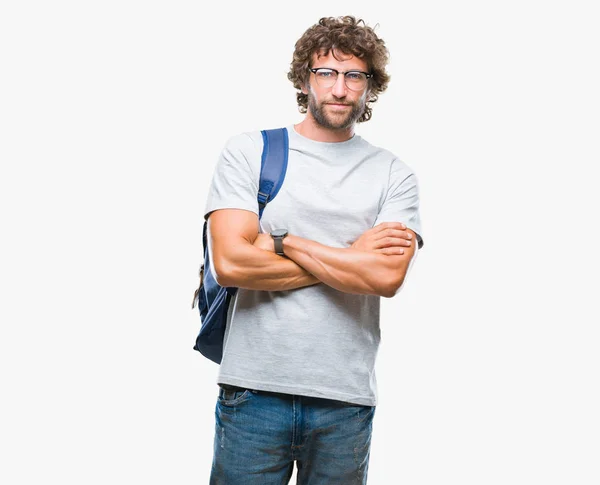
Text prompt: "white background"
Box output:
[[1, 1, 599, 484]]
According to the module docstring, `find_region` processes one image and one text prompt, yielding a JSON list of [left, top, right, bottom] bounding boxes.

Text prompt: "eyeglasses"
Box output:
[[308, 68, 373, 91]]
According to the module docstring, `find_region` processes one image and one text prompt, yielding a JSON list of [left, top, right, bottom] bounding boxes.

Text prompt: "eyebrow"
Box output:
[[312, 67, 368, 72]]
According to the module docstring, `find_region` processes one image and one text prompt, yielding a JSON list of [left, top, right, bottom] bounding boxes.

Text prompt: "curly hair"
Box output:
[[287, 16, 391, 123]]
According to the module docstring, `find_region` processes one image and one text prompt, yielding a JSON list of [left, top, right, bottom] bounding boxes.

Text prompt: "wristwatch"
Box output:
[[270, 229, 289, 256]]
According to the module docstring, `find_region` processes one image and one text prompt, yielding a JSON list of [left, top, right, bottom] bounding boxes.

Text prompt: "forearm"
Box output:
[[282, 234, 395, 297], [220, 241, 321, 291]]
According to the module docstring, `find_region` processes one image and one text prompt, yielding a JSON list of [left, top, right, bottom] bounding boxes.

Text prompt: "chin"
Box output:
[[324, 114, 352, 128]]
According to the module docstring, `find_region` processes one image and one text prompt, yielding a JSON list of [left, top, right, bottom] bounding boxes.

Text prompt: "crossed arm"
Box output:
[[209, 208, 417, 298]]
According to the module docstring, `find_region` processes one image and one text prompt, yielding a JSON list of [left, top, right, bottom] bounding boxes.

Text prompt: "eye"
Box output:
[[345, 72, 364, 81], [316, 69, 335, 78]]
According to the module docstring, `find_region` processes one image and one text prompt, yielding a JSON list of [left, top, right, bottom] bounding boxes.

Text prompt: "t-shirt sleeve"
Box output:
[[203, 133, 261, 221], [373, 158, 424, 249]]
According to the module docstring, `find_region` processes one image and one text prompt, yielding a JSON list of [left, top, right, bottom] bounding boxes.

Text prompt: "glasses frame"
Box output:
[[308, 67, 373, 91]]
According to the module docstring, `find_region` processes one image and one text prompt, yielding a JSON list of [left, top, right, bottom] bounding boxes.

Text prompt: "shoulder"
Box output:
[[222, 130, 264, 157], [360, 137, 416, 175]]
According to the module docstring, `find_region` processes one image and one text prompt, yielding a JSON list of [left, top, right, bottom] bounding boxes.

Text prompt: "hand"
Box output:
[[350, 222, 413, 255], [253, 233, 275, 252]]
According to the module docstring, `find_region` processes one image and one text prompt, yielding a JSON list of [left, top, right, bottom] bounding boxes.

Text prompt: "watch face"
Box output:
[[271, 229, 288, 238]]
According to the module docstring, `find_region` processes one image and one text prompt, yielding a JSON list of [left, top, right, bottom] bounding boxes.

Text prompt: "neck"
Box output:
[[294, 115, 355, 143]]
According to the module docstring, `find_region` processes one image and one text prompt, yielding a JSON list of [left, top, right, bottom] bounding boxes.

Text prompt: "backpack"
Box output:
[[191, 127, 289, 364]]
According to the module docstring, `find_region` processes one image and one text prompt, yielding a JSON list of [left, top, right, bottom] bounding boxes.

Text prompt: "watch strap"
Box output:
[[274, 237, 284, 256]]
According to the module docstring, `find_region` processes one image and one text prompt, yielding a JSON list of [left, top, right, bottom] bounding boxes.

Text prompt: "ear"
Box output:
[[301, 83, 308, 95]]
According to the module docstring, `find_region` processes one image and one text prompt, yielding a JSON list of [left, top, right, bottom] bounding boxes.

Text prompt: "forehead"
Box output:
[[311, 49, 369, 71]]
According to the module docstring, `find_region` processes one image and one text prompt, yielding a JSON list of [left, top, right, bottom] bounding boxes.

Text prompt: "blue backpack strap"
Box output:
[[258, 128, 289, 219]]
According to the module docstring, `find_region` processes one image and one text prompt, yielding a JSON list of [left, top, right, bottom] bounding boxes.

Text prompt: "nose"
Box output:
[[331, 73, 348, 98]]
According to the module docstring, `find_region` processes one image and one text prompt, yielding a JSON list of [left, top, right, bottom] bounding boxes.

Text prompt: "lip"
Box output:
[[327, 103, 351, 108]]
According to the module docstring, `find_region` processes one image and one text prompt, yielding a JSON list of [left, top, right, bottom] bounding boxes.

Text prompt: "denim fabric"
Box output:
[[209, 385, 376, 484]]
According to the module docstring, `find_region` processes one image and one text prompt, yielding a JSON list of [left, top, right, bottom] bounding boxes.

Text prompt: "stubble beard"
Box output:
[[307, 85, 367, 130]]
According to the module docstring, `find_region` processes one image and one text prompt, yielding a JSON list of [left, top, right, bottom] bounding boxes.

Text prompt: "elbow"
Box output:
[[379, 253, 414, 298], [213, 258, 234, 287], [212, 240, 257, 288], [380, 284, 398, 299], [381, 274, 406, 299]]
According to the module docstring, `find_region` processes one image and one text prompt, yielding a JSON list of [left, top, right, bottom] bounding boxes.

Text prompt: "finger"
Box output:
[[379, 246, 405, 255], [391, 228, 411, 239], [377, 236, 404, 248], [375, 233, 412, 247], [377, 228, 413, 242], [374, 222, 406, 233]]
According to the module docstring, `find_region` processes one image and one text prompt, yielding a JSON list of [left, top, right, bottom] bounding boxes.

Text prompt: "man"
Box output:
[[203, 15, 424, 485]]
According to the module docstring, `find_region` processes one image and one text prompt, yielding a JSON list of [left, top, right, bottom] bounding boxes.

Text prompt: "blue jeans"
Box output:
[[209, 384, 376, 484]]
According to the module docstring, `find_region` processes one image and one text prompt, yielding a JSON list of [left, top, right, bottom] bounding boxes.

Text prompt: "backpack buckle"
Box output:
[[257, 191, 269, 206]]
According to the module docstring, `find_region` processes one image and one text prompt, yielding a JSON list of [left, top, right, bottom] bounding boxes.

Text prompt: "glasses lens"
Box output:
[[344, 72, 367, 90], [314, 69, 337, 88], [313, 69, 367, 91]]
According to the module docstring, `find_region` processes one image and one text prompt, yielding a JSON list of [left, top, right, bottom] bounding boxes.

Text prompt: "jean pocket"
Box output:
[[217, 385, 253, 406]]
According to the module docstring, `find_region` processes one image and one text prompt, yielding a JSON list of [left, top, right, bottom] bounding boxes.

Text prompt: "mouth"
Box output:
[[326, 103, 351, 108]]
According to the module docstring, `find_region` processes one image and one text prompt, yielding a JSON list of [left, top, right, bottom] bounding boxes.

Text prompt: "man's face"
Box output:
[[303, 51, 370, 130]]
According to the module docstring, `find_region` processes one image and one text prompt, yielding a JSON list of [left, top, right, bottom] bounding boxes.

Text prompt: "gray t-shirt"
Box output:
[[203, 124, 424, 406]]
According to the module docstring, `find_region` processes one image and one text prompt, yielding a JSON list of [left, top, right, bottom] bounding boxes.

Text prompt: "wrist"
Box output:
[[270, 229, 289, 257], [281, 234, 303, 259]]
